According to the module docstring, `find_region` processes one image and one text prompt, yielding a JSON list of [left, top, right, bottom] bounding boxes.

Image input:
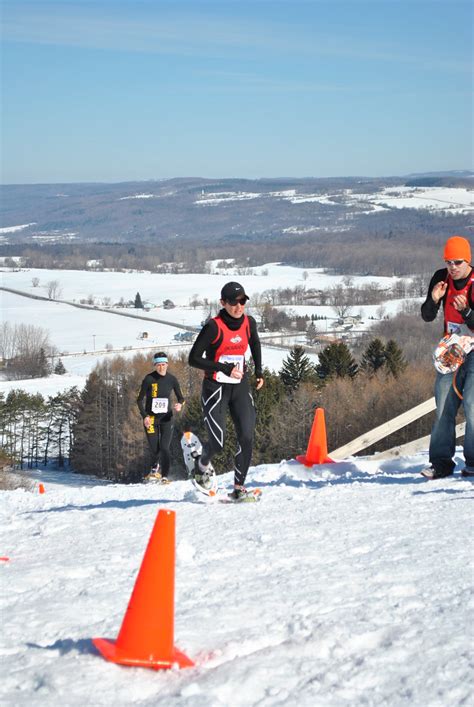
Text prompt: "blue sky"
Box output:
[[1, 0, 472, 183]]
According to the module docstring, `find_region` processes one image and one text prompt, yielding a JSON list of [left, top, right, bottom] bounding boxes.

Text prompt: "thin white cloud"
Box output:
[[2, 1, 470, 74]]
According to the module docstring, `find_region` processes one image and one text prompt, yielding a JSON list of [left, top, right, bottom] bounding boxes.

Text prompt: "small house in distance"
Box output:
[[173, 331, 196, 342]]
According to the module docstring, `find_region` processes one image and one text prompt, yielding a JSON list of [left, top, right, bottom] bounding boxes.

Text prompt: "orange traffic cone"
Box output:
[[38, 483, 45, 494], [93, 509, 193, 670], [296, 407, 333, 466]]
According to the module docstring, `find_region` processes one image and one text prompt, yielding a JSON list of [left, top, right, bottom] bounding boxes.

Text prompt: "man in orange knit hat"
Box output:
[[421, 235, 474, 479]]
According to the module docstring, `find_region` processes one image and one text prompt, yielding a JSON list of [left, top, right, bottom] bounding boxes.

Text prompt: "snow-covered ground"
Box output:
[[0, 290, 179, 355], [1, 450, 472, 707], [0, 373, 87, 398], [1, 262, 471, 705], [0, 223, 37, 234], [1, 263, 403, 303], [369, 186, 473, 213]]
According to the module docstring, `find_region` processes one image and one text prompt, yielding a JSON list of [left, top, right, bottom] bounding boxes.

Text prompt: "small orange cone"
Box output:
[[296, 407, 334, 466], [38, 483, 45, 494], [93, 509, 193, 670]]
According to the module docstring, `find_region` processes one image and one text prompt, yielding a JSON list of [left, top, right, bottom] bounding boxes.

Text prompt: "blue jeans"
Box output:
[[429, 351, 474, 473]]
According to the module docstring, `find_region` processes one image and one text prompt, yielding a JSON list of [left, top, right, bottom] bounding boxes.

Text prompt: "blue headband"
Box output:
[[153, 356, 168, 364]]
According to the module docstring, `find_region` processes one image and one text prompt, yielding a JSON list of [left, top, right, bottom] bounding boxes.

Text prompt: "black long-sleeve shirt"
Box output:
[[188, 309, 263, 379], [136, 371, 184, 421], [421, 267, 474, 332]]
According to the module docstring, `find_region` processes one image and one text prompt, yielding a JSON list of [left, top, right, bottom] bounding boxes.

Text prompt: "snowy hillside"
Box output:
[[196, 185, 474, 215], [1, 452, 472, 707], [1, 179, 472, 245]]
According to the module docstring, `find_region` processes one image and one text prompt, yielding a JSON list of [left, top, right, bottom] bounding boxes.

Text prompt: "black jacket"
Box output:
[[136, 371, 184, 421], [421, 267, 474, 332]]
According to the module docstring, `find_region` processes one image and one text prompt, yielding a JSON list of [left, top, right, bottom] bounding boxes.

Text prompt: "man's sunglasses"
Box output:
[[226, 297, 247, 306], [445, 259, 465, 266]]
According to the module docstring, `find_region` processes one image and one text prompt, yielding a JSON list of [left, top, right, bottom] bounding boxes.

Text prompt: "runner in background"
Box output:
[[137, 352, 184, 482]]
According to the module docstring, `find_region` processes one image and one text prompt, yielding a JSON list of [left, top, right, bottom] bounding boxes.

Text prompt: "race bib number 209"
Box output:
[[151, 398, 169, 414]]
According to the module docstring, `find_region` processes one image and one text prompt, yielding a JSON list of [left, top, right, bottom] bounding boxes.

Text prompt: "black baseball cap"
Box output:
[[220, 281, 249, 303]]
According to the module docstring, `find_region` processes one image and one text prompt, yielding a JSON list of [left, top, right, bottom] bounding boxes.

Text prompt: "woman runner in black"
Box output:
[[188, 282, 264, 500], [136, 352, 185, 482]]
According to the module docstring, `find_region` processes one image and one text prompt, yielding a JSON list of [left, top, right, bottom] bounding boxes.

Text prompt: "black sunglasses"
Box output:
[[445, 259, 464, 266], [226, 297, 247, 306]]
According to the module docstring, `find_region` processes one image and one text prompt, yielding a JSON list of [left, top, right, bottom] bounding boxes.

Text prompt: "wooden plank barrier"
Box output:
[[370, 423, 466, 460], [330, 397, 437, 461]]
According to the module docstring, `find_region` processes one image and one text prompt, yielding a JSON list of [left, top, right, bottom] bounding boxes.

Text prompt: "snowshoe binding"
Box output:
[[144, 465, 171, 484], [192, 456, 217, 496], [226, 486, 262, 503]]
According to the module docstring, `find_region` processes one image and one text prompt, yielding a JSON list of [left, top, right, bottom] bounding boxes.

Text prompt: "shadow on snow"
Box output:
[[27, 497, 177, 514]]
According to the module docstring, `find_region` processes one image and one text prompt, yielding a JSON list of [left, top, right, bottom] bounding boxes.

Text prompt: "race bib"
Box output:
[[446, 321, 462, 335], [216, 354, 244, 384], [151, 397, 169, 414]]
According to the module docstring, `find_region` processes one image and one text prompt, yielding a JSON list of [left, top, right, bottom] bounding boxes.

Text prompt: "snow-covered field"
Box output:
[[368, 186, 473, 213], [1, 451, 472, 706], [193, 185, 473, 215], [1, 263, 402, 303], [1, 264, 414, 396]]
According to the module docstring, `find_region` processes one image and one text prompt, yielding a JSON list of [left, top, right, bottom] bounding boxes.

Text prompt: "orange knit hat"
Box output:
[[444, 235, 471, 263]]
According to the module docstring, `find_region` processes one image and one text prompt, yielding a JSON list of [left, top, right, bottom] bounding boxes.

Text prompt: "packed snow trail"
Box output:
[[1, 453, 472, 706]]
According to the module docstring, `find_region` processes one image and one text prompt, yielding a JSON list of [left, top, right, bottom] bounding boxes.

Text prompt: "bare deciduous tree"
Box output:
[[189, 294, 202, 309], [329, 284, 353, 319], [46, 280, 62, 300], [0, 323, 56, 379], [0, 322, 17, 361]]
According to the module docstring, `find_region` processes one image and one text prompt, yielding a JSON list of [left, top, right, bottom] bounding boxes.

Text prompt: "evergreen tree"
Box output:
[[37, 347, 51, 378], [54, 359, 66, 375], [384, 339, 408, 378], [279, 346, 317, 391], [70, 372, 109, 477], [134, 292, 144, 309], [25, 393, 47, 468], [252, 367, 285, 464], [360, 338, 386, 376], [45, 389, 81, 467], [0, 390, 47, 468], [181, 393, 207, 442], [306, 321, 317, 344], [115, 388, 148, 483], [0, 388, 82, 470], [317, 342, 358, 380], [71, 360, 154, 482]]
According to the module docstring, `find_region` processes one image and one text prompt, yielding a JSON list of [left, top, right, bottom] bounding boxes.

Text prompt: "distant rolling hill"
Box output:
[[1, 173, 472, 247]]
